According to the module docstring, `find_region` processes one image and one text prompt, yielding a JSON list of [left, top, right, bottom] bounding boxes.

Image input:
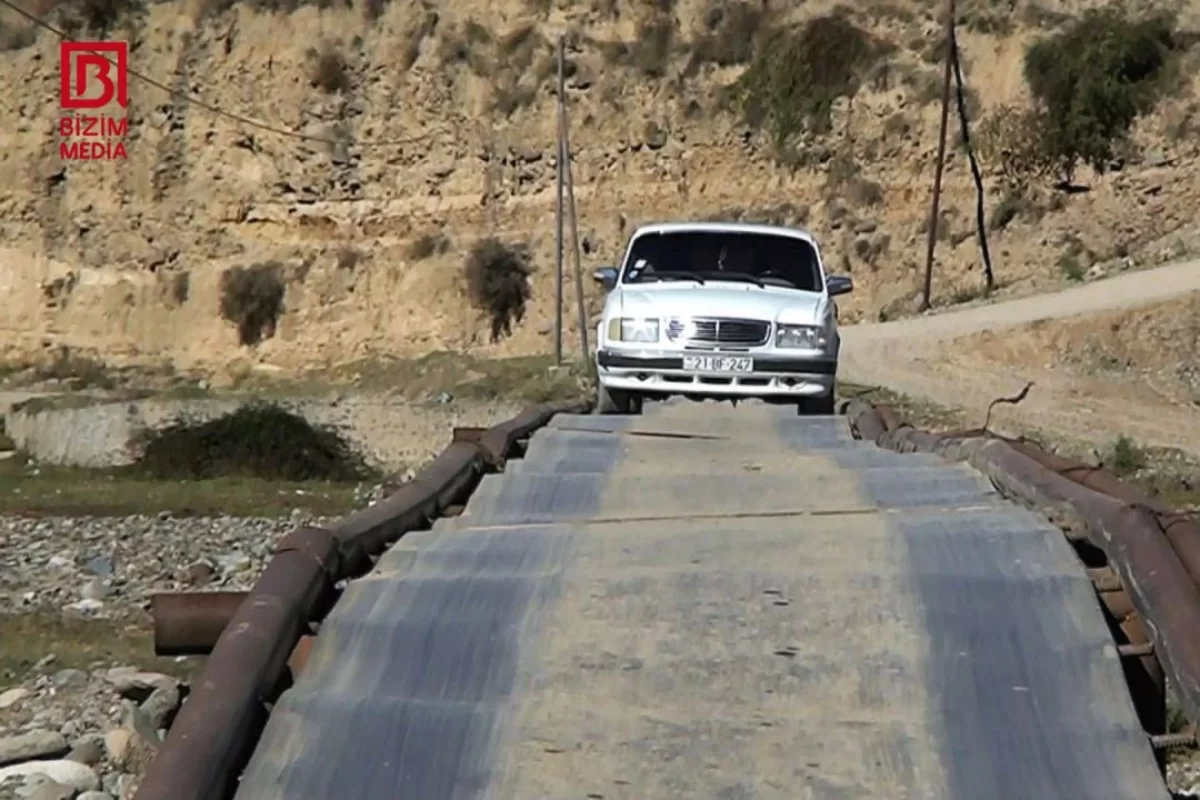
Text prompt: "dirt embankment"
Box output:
[[0, 0, 1197, 380]]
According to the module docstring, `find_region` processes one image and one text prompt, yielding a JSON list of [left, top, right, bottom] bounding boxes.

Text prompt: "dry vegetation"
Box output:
[[0, 0, 1197, 378]]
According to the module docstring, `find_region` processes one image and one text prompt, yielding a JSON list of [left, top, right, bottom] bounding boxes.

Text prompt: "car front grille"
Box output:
[[665, 317, 771, 347]]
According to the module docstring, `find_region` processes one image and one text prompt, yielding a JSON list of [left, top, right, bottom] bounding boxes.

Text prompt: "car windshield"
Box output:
[[620, 230, 823, 292]]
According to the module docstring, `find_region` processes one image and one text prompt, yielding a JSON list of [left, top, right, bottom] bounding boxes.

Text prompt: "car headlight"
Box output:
[[607, 317, 660, 343], [776, 324, 827, 350]]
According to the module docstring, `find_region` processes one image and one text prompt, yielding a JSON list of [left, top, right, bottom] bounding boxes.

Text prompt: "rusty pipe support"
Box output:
[[134, 527, 341, 800], [151, 592, 249, 656], [1006, 440, 1200, 594], [135, 399, 591, 800]]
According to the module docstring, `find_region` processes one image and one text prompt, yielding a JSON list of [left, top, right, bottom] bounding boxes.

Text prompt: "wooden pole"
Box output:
[[553, 37, 565, 365], [557, 83, 591, 372], [920, 0, 956, 313]]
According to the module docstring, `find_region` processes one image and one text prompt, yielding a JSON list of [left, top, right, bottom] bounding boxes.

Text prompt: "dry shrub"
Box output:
[[0, 18, 37, 51], [439, 22, 493, 75], [734, 12, 887, 149], [219, 263, 285, 346], [975, 103, 1056, 189], [407, 231, 451, 260], [310, 44, 350, 94], [400, 11, 439, 69], [58, 0, 144, 36], [465, 239, 532, 342], [686, 2, 770, 72], [136, 404, 371, 481], [631, 14, 675, 77]]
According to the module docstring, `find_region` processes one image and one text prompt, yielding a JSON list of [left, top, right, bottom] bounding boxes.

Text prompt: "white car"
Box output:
[[592, 221, 853, 415]]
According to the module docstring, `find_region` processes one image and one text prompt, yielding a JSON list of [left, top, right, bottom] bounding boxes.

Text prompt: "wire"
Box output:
[[0, 0, 464, 148]]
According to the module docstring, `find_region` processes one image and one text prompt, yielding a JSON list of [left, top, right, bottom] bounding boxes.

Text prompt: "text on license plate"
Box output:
[[682, 355, 754, 373]]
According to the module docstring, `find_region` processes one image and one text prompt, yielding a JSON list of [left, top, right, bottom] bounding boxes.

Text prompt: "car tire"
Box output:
[[595, 383, 641, 415], [798, 383, 836, 416]]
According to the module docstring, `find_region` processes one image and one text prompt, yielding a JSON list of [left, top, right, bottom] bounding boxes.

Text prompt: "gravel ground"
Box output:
[[0, 391, 520, 798], [0, 508, 364, 800], [0, 514, 317, 620], [1171, 759, 1200, 798]]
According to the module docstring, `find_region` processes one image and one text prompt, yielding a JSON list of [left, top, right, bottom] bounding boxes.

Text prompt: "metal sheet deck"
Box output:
[[237, 401, 1168, 800]]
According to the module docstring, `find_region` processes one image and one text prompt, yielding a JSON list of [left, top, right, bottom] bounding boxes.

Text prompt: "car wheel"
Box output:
[[798, 384, 836, 416], [596, 383, 641, 415]]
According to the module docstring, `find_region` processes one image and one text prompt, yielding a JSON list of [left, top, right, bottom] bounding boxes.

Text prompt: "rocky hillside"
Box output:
[[0, 0, 1197, 380]]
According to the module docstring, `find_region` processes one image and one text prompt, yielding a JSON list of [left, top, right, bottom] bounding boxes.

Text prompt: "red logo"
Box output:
[[59, 41, 128, 109], [57, 42, 129, 160]]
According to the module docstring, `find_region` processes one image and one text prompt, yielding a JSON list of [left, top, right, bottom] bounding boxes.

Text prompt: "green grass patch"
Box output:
[[0, 613, 198, 685], [0, 456, 363, 517]]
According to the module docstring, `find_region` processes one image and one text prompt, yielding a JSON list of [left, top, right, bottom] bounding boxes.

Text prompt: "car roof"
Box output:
[[630, 221, 817, 244]]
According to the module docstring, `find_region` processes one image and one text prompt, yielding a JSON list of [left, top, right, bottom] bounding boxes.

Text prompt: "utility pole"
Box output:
[[920, 0, 956, 312], [553, 37, 565, 365]]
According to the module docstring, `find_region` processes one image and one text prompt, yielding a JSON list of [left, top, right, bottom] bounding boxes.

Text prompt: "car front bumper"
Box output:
[[596, 348, 836, 397]]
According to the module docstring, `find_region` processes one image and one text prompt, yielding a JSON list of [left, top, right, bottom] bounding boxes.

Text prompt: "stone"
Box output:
[[28, 780, 76, 800], [102, 728, 133, 767], [78, 793, 115, 800], [0, 688, 30, 710], [0, 731, 70, 767], [139, 684, 181, 730], [67, 735, 105, 767], [104, 671, 178, 703], [0, 760, 100, 793]]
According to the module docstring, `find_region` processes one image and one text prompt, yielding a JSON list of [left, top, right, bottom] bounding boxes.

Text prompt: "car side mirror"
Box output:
[[827, 275, 853, 297], [592, 266, 618, 290]]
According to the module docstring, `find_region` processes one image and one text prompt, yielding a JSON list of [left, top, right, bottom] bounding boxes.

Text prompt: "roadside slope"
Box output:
[[840, 257, 1200, 454]]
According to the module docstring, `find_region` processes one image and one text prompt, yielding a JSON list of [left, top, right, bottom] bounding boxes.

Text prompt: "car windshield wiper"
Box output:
[[643, 270, 707, 285]]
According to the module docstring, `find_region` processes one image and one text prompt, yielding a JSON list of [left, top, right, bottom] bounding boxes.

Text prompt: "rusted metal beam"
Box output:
[[1006, 440, 1200, 594], [287, 634, 317, 678], [136, 527, 341, 800], [452, 426, 487, 444], [151, 592, 249, 656], [135, 398, 589, 800]]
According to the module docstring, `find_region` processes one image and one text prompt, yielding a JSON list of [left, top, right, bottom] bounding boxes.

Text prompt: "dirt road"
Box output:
[[840, 258, 1200, 454]]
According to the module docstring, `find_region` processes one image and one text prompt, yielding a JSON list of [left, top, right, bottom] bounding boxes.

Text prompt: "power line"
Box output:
[[0, 0, 465, 148]]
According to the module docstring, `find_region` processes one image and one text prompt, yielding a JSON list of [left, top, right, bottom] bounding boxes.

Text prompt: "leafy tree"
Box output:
[[1023, 4, 1178, 183]]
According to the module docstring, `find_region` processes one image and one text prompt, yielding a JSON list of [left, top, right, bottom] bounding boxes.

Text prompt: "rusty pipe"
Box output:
[[844, 399, 886, 442], [134, 527, 341, 800], [1006, 440, 1170, 512], [151, 592, 249, 656], [136, 399, 589, 800], [1098, 588, 1136, 623], [1007, 440, 1200, 593], [875, 404, 904, 433]]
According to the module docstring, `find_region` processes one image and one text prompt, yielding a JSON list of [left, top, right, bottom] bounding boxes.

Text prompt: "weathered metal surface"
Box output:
[[151, 591, 249, 656], [136, 526, 342, 800], [236, 400, 1167, 800]]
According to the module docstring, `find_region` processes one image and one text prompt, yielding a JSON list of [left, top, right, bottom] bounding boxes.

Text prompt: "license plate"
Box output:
[[682, 355, 754, 373]]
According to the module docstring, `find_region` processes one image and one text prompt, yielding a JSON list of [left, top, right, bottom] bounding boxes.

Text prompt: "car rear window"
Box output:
[[621, 231, 823, 291]]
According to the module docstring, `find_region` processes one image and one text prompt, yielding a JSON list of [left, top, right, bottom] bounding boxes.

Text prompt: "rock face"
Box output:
[[0, 0, 1198, 376]]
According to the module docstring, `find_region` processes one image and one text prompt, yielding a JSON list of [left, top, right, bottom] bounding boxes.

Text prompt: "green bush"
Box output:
[[136, 404, 371, 482], [733, 13, 885, 150], [1023, 4, 1180, 183]]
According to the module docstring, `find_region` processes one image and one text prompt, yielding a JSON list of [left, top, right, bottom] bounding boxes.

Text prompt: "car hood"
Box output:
[[614, 283, 826, 324]]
